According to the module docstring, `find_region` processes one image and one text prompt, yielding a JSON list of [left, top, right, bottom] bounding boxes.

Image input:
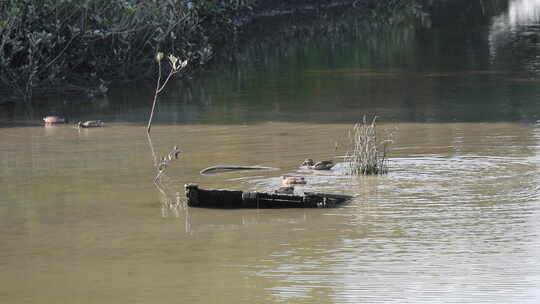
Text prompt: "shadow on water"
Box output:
[[142, 0, 540, 124]]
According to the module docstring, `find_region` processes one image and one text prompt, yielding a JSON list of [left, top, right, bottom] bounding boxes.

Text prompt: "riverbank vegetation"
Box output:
[[0, 0, 428, 107], [0, 0, 254, 106]]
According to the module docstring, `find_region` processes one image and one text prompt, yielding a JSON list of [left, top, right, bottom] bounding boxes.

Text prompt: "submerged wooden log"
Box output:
[[200, 165, 277, 175], [185, 184, 353, 209]]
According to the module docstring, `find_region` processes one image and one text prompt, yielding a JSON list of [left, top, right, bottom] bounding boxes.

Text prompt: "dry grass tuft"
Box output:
[[345, 115, 393, 175]]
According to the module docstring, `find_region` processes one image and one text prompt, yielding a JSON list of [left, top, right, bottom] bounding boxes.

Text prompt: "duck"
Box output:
[[301, 158, 335, 170], [281, 175, 307, 187], [77, 120, 104, 128], [275, 186, 295, 195], [43, 116, 67, 124]]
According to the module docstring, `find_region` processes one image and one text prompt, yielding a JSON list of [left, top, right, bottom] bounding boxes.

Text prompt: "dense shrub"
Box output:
[[0, 0, 254, 103], [0, 0, 424, 105]]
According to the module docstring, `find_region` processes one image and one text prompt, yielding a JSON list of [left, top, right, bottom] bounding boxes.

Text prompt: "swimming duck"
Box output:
[[77, 120, 104, 128], [281, 175, 307, 187], [275, 186, 295, 194], [301, 158, 335, 170], [43, 116, 67, 124]]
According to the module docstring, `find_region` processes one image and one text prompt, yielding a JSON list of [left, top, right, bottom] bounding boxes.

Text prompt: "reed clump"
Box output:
[[345, 116, 392, 175]]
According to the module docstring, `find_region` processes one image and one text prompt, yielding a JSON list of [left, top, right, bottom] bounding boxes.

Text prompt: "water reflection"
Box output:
[[144, 2, 540, 124], [146, 134, 187, 218], [489, 0, 540, 74], [507, 0, 540, 27]]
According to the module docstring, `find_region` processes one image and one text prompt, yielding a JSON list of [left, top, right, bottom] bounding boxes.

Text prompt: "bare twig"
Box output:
[[146, 53, 188, 134], [154, 145, 182, 182]]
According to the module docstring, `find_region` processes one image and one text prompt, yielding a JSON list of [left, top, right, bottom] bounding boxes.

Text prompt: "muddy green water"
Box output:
[[2, 1, 540, 303]]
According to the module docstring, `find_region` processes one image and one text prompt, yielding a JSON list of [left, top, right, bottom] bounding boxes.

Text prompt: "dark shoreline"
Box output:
[[0, 1, 369, 104]]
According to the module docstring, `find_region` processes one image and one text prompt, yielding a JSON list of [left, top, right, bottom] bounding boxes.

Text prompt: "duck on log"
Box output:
[[185, 184, 354, 209]]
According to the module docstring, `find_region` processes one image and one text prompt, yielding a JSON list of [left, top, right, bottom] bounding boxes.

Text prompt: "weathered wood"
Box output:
[[184, 184, 353, 209]]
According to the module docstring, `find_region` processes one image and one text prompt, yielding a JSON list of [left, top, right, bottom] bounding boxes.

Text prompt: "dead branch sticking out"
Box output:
[[147, 53, 188, 134], [154, 144, 182, 182]]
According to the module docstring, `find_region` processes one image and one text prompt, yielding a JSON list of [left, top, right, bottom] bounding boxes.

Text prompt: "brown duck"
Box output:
[[281, 175, 307, 186], [77, 120, 104, 128], [301, 158, 335, 170], [274, 186, 295, 195]]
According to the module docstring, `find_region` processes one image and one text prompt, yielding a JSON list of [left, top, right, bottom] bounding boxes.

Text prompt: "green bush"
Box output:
[[0, 0, 254, 103]]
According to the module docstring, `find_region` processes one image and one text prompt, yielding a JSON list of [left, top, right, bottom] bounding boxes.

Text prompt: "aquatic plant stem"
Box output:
[[345, 115, 393, 175]]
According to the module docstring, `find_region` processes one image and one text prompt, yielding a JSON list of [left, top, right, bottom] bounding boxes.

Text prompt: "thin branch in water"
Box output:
[[154, 145, 182, 182], [152, 144, 183, 213], [146, 53, 188, 134]]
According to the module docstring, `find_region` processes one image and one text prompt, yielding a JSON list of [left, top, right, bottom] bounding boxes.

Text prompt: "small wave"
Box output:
[[247, 154, 540, 206]]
